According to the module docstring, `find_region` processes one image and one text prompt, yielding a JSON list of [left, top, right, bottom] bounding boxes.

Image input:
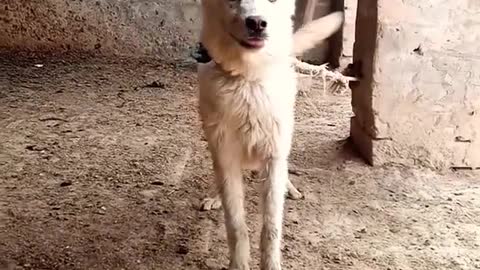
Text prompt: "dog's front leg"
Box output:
[[214, 153, 250, 270], [260, 157, 288, 270]]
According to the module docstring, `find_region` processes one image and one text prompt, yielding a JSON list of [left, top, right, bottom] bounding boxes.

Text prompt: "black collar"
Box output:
[[190, 42, 212, 64]]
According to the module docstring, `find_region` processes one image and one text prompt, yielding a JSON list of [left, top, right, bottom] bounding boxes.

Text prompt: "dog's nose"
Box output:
[[245, 16, 267, 32]]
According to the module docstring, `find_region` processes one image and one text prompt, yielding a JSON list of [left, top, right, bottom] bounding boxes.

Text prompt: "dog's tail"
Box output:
[[292, 11, 344, 56]]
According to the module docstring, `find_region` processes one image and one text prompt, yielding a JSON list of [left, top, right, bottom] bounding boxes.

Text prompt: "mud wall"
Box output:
[[0, 0, 201, 58], [1, 0, 343, 60], [342, 0, 356, 60], [350, 0, 480, 169]]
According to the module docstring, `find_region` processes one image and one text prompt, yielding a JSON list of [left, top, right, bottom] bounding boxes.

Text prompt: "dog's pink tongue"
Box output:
[[246, 38, 264, 48]]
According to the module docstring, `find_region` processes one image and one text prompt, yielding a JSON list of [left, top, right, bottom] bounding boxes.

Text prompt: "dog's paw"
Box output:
[[200, 197, 222, 211], [287, 186, 303, 200]]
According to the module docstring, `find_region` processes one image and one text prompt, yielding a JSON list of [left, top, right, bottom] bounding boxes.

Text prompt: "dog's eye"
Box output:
[[227, 0, 239, 7], [268, 0, 277, 2]]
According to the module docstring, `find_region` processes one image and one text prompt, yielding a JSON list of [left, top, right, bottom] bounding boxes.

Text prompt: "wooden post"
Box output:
[[303, 0, 317, 24], [328, 0, 344, 68]]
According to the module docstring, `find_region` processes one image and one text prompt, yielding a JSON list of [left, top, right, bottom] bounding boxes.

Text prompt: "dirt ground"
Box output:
[[1, 53, 479, 270]]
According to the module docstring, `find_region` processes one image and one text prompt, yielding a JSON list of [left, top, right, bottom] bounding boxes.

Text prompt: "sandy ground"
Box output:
[[1, 54, 479, 270]]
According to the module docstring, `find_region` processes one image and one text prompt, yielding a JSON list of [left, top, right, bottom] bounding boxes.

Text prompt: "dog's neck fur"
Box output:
[[204, 40, 292, 80], [201, 23, 293, 80]]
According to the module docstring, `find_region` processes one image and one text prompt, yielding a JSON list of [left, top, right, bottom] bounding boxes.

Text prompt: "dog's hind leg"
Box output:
[[259, 169, 303, 201], [200, 177, 301, 211], [286, 180, 303, 200], [260, 157, 289, 270], [200, 192, 222, 211], [213, 149, 250, 270]]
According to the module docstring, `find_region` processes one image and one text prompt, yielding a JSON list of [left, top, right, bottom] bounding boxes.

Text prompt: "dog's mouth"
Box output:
[[231, 34, 266, 50], [239, 37, 265, 49]]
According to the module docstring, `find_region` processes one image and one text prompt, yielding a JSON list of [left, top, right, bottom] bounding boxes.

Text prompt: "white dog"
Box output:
[[196, 1, 343, 269]]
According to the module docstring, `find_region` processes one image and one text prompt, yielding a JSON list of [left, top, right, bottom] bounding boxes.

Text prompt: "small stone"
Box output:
[[389, 227, 400, 233], [150, 181, 164, 186], [60, 180, 72, 187], [288, 169, 303, 176], [205, 259, 218, 269], [333, 255, 342, 264], [144, 80, 165, 88]]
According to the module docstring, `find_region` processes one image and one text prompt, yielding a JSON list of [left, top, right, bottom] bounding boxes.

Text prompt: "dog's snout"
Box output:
[[245, 16, 267, 32]]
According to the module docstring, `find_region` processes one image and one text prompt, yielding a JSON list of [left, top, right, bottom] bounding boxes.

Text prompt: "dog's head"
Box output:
[[200, 0, 296, 75]]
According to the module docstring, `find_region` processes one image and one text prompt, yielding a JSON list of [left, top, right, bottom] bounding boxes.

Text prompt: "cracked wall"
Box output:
[[350, 0, 480, 169]]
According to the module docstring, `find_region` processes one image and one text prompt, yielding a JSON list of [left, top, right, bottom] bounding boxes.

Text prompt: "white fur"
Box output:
[[197, 1, 343, 269]]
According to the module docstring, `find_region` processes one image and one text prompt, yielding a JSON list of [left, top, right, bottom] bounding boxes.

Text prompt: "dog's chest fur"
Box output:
[[198, 62, 296, 165]]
